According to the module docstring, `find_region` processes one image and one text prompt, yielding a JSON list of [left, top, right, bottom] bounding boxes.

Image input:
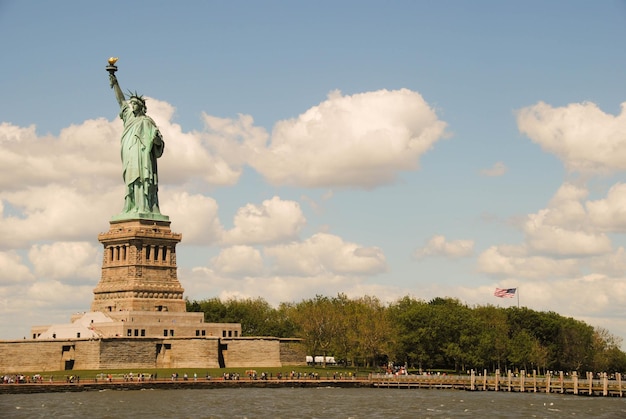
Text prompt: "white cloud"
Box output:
[[0, 119, 123, 248], [154, 101, 243, 187], [521, 183, 612, 257], [183, 230, 389, 306], [221, 196, 306, 245], [264, 232, 387, 276], [211, 245, 264, 276], [200, 113, 269, 169], [477, 245, 580, 279], [162, 191, 223, 245], [586, 183, 626, 233], [480, 161, 507, 177], [28, 242, 100, 283], [414, 235, 475, 259], [524, 210, 612, 256], [25, 280, 94, 310], [0, 120, 119, 191], [0, 185, 118, 248], [463, 278, 626, 322], [589, 247, 626, 277], [0, 250, 34, 285], [248, 89, 447, 188], [517, 101, 626, 174], [522, 276, 626, 318], [477, 182, 617, 277]]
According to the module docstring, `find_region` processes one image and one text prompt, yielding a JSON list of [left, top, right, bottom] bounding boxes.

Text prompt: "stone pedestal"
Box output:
[[91, 219, 186, 313]]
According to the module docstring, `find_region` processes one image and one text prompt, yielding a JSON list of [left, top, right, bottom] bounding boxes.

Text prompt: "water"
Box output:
[[2, 387, 625, 418]]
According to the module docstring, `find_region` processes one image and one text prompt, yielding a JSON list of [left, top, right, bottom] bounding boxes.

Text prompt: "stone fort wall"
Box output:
[[0, 337, 305, 373]]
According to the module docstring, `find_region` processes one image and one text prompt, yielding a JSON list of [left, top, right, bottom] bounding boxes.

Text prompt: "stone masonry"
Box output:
[[92, 219, 186, 313]]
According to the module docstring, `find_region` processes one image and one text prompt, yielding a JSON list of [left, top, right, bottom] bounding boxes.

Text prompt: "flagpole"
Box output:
[[517, 286, 520, 308]]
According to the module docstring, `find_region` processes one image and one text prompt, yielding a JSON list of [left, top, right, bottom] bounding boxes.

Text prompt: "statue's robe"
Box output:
[[119, 102, 164, 213]]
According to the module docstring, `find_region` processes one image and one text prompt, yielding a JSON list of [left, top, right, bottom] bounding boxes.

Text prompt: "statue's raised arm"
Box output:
[[110, 73, 125, 108], [106, 57, 125, 107], [105, 57, 168, 222]]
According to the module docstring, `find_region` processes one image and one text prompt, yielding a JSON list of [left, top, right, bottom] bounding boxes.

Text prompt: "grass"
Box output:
[[8, 365, 374, 381]]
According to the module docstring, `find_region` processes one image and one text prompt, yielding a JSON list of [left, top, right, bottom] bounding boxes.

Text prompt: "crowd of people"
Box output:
[[2, 369, 363, 385], [2, 374, 47, 384]]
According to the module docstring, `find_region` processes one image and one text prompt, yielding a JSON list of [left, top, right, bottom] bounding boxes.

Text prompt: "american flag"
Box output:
[[494, 287, 516, 298]]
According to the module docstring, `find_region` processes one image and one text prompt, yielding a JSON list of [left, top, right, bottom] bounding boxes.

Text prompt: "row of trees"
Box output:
[[186, 294, 626, 373]]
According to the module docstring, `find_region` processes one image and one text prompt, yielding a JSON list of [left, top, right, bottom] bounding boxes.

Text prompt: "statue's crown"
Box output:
[[128, 90, 146, 107]]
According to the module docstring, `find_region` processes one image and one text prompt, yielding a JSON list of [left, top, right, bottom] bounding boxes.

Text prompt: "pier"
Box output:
[[370, 370, 624, 397]]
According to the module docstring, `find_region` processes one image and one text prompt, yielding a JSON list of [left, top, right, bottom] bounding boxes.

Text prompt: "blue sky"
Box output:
[[2, 1, 626, 347]]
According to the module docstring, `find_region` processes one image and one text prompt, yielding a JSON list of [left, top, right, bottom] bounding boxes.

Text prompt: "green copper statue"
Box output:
[[106, 58, 168, 221]]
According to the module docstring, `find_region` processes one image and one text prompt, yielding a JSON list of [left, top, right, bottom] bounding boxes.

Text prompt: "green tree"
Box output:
[[474, 305, 510, 371], [186, 297, 228, 323], [557, 317, 595, 371], [352, 296, 392, 367], [388, 297, 433, 370], [291, 295, 341, 364], [593, 327, 626, 372], [330, 294, 356, 365], [508, 329, 537, 372], [223, 297, 281, 336]]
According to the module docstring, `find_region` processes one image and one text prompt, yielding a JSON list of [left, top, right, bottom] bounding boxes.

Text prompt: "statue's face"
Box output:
[[130, 99, 144, 114]]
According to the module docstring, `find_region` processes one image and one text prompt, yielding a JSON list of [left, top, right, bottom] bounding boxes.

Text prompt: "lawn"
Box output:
[[5, 365, 375, 382]]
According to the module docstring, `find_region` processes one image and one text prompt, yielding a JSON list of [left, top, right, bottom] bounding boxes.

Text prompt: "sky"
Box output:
[[2, 1, 626, 347]]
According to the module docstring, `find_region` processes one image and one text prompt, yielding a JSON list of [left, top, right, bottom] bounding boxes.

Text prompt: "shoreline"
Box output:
[[0, 378, 371, 394]]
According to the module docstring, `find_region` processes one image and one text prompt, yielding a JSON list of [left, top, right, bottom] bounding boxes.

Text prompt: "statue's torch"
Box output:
[[106, 57, 119, 75]]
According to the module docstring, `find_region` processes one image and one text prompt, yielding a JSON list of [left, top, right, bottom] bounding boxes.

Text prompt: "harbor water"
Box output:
[[2, 387, 626, 418]]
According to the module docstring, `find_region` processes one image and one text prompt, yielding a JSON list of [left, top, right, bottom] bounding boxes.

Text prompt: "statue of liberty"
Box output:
[[106, 58, 168, 221]]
